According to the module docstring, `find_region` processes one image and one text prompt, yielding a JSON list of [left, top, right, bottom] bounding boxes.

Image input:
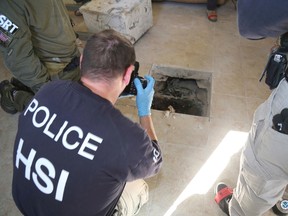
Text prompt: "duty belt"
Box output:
[[63, 56, 80, 72]]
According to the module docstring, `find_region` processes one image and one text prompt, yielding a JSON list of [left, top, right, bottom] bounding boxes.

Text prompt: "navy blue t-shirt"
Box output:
[[12, 80, 162, 216]]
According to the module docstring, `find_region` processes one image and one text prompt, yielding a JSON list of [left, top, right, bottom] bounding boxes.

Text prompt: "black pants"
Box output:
[[207, 0, 217, 10]]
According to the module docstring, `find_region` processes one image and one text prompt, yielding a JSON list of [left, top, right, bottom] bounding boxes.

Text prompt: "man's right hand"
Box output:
[[134, 75, 155, 117]]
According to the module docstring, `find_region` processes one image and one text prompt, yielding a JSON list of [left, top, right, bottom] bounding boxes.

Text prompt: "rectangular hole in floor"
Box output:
[[150, 64, 212, 117]]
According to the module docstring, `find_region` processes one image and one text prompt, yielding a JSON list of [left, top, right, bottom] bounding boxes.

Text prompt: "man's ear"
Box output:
[[123, 65, 134, 85]]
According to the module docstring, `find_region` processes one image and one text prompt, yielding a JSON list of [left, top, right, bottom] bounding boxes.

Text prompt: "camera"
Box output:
[[122, 61, 147, 96]]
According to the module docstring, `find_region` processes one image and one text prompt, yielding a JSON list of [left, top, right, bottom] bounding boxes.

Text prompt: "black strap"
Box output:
[[63, 56, 80, 72]]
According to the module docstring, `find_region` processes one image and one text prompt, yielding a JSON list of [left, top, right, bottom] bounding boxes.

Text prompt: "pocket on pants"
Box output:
[[240, 155, 272, 197], [115, 179, 149, 216], [256, 126, 288, 178], [236, 163, 286, 215]]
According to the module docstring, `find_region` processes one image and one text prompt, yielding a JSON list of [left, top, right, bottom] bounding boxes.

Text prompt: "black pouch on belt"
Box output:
[[63, 56, 80, 72], [259, 48, 287, 90]]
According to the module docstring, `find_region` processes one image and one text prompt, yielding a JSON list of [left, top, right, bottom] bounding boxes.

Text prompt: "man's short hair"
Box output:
[[81, 29, 136, 81]]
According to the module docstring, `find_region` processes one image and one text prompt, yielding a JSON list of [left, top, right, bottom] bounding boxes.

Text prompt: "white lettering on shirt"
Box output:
[[15, 138, 36, 180], [15, 138, 69, 201], [54, 121, 68, 142], [32, 158, 55, 195], [62, 126, 83, 150], [78, 132, 103, 160], [32, 106, 50, 128], [43, 113, 57, 139], [24, 98, 103, 160], [55, 170, 69, 201], [0, 14, 19, 34], [153, 148, 160, 163]]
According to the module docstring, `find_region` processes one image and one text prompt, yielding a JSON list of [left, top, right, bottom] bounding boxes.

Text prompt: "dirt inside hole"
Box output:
[[152, 77, 209, 116]]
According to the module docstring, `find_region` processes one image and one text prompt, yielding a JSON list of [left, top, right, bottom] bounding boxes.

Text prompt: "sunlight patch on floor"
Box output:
[[164, 130, 248, 216]]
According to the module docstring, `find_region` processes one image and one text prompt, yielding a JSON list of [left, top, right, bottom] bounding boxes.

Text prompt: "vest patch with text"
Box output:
[[0, 13, 19, 48]]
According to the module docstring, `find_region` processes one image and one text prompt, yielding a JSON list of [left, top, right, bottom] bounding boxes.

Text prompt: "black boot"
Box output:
[[0, 80, 17, 114]]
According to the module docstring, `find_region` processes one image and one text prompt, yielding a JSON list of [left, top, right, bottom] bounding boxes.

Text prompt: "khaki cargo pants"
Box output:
[[229, 79, 288, 215], [114, 179, 149, 216]]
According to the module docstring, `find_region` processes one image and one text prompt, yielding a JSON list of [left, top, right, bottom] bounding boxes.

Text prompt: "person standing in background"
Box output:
[[207, 0, 218, 22], [214, 0, 288, 215], [0, 0, 81, 114]]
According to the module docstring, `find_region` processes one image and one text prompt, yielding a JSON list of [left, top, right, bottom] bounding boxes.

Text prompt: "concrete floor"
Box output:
[[0, 1, 279, 215]]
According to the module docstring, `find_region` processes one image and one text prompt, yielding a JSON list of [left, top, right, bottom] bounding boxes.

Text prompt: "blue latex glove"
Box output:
[[134, 75, 155, 117]]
